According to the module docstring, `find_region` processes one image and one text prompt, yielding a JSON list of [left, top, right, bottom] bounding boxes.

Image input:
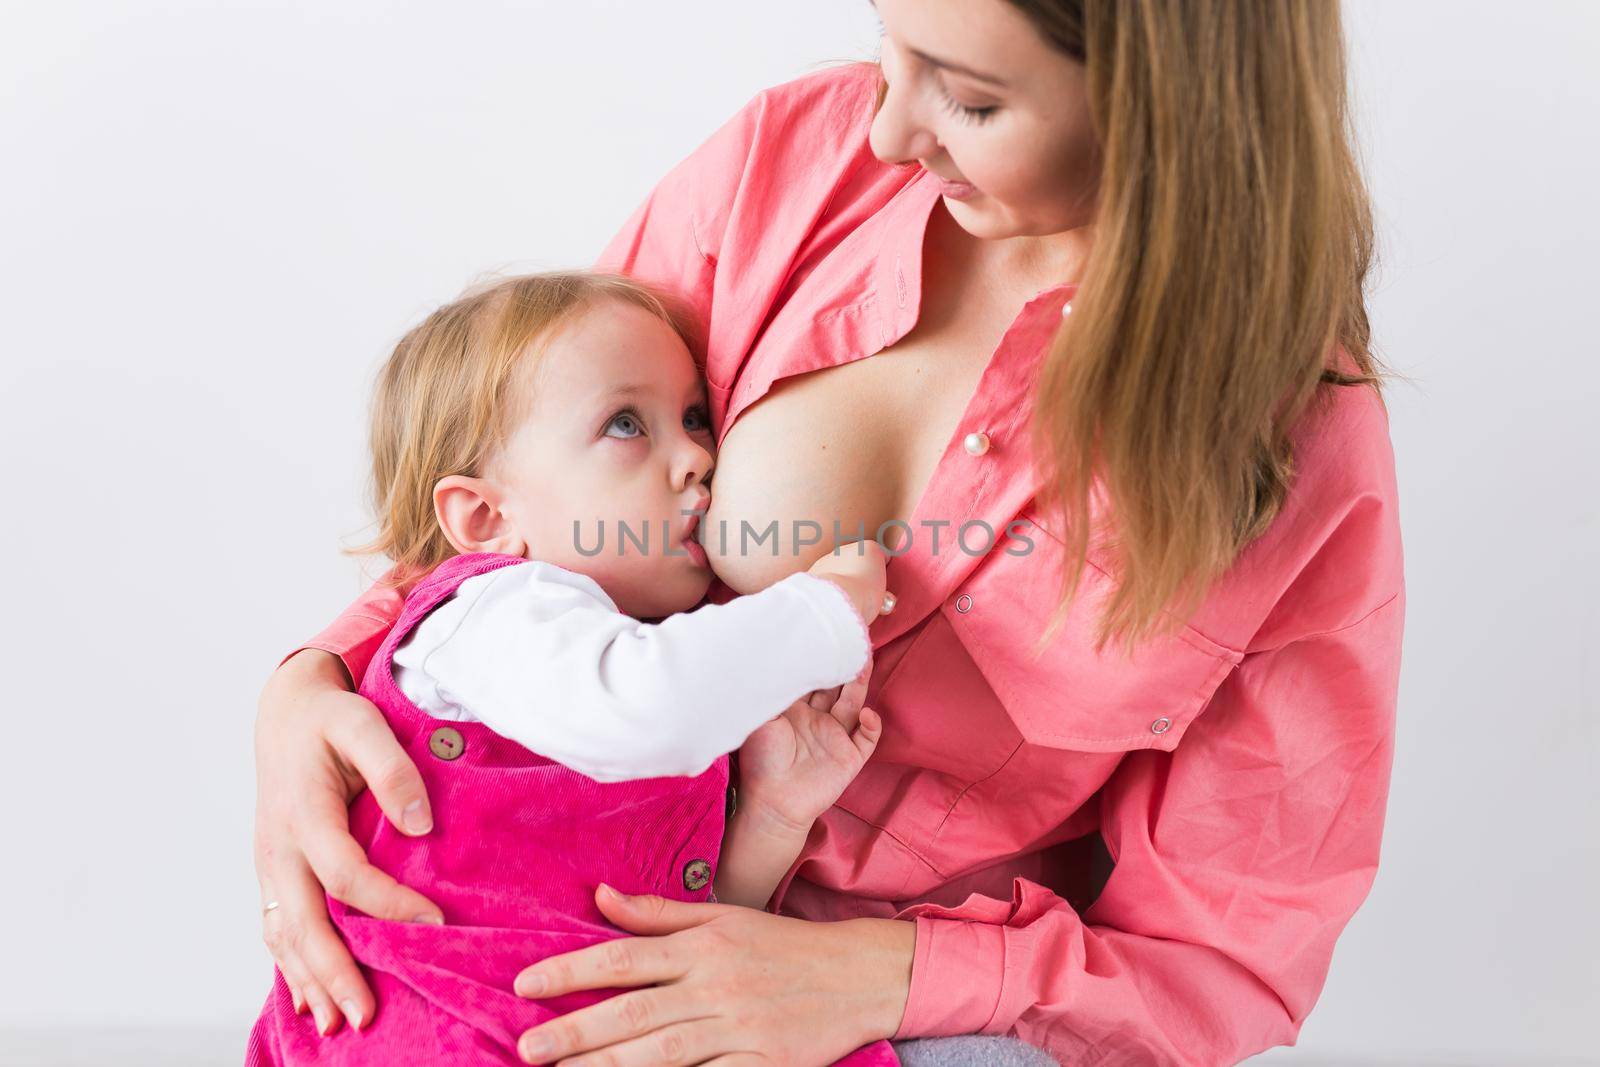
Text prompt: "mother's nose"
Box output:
[[869, 79, 940, 166]]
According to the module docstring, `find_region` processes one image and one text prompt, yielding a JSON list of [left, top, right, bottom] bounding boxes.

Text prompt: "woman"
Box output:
[[253, 2, 1405, 1064]]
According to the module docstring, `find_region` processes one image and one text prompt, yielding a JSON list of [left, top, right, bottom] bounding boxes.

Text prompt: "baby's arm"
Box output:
[[408, 561, 874, 783], [713, 790, 816, 910], [713, 674, 882, 909]]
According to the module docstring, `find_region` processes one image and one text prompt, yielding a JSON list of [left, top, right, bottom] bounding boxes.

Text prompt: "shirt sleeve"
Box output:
[[412, 565, 872, 783], [891, 588, 1406, 1066], [592, 63, 882, 383], [280, 576, 407, 688]]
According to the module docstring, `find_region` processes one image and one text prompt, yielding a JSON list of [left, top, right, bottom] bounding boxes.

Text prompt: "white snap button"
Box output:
[[955, 594, 973, 614], [963, 431, 991, 456], [1150, 717, 1172, 734], [1061, 301, 1073, 318], [880, 592, 897, 615]]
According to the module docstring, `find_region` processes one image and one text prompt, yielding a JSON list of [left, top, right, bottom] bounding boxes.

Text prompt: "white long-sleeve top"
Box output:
[[391, 561, 871, 783]]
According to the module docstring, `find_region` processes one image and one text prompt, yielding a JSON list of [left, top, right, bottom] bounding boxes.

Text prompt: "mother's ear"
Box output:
[[433, 475, 528, 558]]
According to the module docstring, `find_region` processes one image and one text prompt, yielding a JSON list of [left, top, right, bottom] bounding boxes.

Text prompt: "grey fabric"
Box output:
[[891, 1035, 1058, 1066]]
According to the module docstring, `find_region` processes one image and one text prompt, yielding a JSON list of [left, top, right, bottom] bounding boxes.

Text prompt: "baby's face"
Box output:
[[490, 299, 717, 618]]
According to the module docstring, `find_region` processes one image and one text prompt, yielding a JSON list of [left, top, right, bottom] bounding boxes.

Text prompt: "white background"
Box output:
[[2, 2, 1596, 1064]]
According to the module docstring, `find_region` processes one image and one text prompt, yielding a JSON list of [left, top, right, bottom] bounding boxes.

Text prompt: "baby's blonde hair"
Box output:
[[351, 271, 699, 588]]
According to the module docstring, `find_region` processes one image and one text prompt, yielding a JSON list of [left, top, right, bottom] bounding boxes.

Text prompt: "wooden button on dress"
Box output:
[[429, 726, 465, 760], [682, 859, 712, 892]]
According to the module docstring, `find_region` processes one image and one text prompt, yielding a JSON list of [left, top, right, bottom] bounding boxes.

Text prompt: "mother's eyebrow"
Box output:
[[912, 47, 1010, 89]]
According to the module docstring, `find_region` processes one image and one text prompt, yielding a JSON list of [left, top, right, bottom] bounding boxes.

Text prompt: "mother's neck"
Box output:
[[938, 205, 1094, 296]]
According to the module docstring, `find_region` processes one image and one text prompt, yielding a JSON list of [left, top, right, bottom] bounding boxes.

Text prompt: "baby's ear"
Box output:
[[434, 475, 527, 558]]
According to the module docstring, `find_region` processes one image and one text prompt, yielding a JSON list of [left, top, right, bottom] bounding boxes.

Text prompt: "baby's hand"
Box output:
[[808, 539, 890, 626], [798, 642, 871, 721], [736, 659, 881, 833]]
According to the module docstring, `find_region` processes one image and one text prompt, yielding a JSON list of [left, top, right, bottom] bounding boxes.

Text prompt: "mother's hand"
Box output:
[[254, 649, 445, 1035], [513, 885, 915, 1066]]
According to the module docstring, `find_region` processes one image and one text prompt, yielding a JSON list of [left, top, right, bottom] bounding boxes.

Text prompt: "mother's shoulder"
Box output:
[[719, 62, 890, 185], [1289, 375, 1398, 508], [748, 61, 882, 122]]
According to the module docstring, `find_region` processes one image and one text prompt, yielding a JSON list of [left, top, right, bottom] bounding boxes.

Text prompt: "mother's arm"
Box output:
[[253, 581, 442, 1036], [891, 590, 1407, 1065]]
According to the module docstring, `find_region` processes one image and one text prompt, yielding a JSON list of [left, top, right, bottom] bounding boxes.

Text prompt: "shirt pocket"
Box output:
[[944, 508, 1244, 753]]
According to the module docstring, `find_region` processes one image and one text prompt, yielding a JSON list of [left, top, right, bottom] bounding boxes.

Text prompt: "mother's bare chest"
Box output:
[[703, 215, 1026, 592]]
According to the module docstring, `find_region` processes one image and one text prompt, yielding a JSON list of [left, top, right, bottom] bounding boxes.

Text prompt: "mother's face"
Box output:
[[869, 0, 1099, 241]]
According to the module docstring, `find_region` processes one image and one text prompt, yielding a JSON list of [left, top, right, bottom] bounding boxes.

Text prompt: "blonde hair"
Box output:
[[351, 271, 699, 588], [881, 1, 1388, 652]]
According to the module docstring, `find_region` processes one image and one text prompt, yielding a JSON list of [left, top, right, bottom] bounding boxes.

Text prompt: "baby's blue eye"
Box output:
[[684, 406, 710, 433], [605, 411, 644, 439]]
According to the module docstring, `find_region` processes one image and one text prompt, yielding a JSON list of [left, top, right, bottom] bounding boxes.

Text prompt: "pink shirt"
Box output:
[[298, 63, 1405, 1066]]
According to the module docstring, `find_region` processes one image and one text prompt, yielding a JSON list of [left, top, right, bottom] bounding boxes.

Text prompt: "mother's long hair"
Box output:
[[1018, 0, 1383, 651]]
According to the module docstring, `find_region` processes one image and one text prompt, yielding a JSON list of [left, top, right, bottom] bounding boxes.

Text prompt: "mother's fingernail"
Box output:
[[340, 1001, 365, 1030], [520, 1033, 552, 1061], [312, 1003, 332, 1035], [516, 972, 547, 996]]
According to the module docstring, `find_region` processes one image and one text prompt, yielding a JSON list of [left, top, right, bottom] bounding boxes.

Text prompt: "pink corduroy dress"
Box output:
[[247, 551, 899, 1065]]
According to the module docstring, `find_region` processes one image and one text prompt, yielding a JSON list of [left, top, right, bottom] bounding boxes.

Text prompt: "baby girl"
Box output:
[[247, 272, 900, 1065]]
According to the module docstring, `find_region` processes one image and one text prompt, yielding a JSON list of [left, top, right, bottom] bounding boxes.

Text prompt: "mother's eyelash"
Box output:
[[939, 86, 997, 125]]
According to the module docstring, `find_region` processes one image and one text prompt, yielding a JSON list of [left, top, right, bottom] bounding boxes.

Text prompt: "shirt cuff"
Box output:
[[277, 612, 394, 690], [892, 916, 1009, 1040]]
